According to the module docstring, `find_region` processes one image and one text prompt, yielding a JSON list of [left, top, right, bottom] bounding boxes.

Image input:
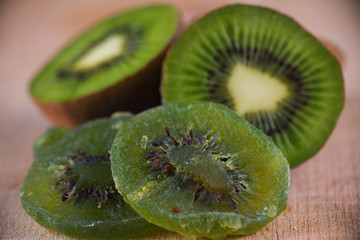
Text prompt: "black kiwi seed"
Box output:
[[58, 27, 143, 81], [53, 148, 118, 207], [206, 44, 308, 137], [111, 102, 290, 239], [20, 115, 157, 240], [30, 5, 180, 127], [162, 4, 344, 167], [142, 126, 248, 209]]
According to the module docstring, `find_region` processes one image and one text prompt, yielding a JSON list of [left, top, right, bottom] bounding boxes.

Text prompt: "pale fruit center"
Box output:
[[227, 63, 290, 116], [72, 34, 127, 71], [168, 146, 232, 192], [75, 161, 113, 187]]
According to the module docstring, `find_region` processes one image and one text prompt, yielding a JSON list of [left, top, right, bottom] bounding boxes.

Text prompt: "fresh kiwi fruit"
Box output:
[[161, 4, 344, 167], [20, 113, 158, 239], [30, 4, 180, 128], [111, 102, 290, 239]]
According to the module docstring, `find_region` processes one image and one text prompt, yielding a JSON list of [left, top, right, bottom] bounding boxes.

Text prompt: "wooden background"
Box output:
[[0, 0, 359, 239]]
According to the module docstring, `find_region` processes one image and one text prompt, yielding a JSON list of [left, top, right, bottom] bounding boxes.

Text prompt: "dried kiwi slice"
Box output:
[[30, 4, 179, 127], [111, 102, 290, 239], [33, 126, 70, 157], [20, 114, 157, 239], [162, 4, 344, 167]]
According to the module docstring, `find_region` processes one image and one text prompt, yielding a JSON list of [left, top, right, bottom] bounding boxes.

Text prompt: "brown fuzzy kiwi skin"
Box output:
[[31, 49, 164, 128], [32, 13, 183, 129]]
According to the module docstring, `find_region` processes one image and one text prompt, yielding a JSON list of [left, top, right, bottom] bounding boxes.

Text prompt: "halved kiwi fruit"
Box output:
[[162, 4, 344, 167], [30, 4, 179, 127], [20, 113, 158, 239], [111, 102, 290, 239]]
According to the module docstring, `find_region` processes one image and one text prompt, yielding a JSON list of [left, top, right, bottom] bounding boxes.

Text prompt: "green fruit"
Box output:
[[20, 114, 157, 239], [111, 102, 290, 239], [30, 4, 180, 127], [162, 4, 344, 167], [33, 127, 70, 157]]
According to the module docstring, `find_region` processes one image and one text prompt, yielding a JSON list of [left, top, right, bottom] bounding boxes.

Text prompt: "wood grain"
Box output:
[[1, 0, 359, 239]]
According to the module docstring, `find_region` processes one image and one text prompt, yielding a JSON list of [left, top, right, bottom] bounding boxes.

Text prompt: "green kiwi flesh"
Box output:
[[111, 102, 290, 239], [20, 114, 157, 239], [33, 127, 70, 157], [162, 4, 344, 167], [30, 4, 179, 127]]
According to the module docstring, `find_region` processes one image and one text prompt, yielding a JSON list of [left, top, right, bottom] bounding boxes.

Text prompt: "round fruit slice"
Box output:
[[111, 102, 290, 239], [20, 114, 157, 239], [33, 126, 70, 157], [30, 4, 179, 127], [161, 4, 344, 167]]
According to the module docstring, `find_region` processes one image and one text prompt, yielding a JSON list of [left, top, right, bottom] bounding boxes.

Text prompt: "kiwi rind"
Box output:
[[161, 4, 344, 168], [30, 4, 180, 128], [33, 51, 166, 128], [111, 102, 290, 239], [20, 114, 157, 240]]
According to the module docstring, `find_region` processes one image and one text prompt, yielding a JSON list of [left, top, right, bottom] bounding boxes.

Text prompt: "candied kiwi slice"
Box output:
[[111, 102, 290, 239], [162, 4, 344, 167], [20, 114, 157, 240], [30, 4, 179, 127], [33, 126, 70, 157]]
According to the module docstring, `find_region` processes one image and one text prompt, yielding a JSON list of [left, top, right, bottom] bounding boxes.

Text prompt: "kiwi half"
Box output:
[[162, 4, 344, 167], [111, 102, 290, 239], [30, 4, 179, 127], [20, 114, 157, 239]]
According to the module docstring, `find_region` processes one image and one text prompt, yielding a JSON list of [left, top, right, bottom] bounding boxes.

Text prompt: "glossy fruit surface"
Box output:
[[162, 4, 344, 167], [21, 114, 157, 239], [30, 5, 180, 127], [111, 102, 290, 239]]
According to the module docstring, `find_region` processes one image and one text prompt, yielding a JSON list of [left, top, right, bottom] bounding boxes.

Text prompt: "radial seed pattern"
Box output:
[[111, 102, 290, 239], [162, 4, 344, 167]]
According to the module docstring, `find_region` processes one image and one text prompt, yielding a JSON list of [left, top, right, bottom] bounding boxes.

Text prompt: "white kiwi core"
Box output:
[[72, 34, 127, 71], [227, 63, 290, 116]]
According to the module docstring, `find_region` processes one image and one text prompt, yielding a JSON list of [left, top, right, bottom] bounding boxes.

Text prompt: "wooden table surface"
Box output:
[[0, 0, 359, 239]]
